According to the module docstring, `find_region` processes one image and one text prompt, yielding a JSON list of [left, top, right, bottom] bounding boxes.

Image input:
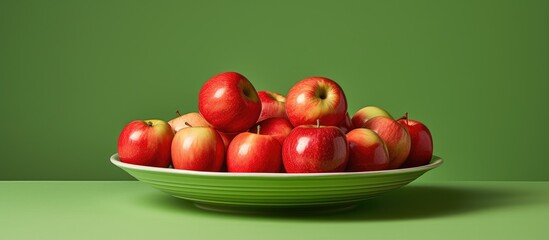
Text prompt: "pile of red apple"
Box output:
[[117, 72, 433, 173]]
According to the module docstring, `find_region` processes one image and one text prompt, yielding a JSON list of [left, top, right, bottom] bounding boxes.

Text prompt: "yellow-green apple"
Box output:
[[226, 128, 282, 173], [282, 120, 349, 173], [363, 116, 411, 169], [117, 120, 174, 167], [337, 112, 354, 134], [249, 117, 293, 145], [171, 124, 225, 171], [397, 113, 433, 168], [286, 77, 347, 127], [257, 90, 287, 122], [346, 128, 390, 171], [351, 106, 392, 128], [198, 72, 261, 133], [168, 111, 211, 132]]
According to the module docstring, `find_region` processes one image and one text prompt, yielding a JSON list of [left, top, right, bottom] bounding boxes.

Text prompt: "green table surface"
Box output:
[[1, 181, 547, 240]]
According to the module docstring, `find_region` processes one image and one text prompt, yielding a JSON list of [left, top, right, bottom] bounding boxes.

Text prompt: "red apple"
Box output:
[[198, 72, 262, 133], [257, 90, 287, 122], [226, 130, 282, 173], [171, 124, 225, 171], [397, 113, 433, 168], [168, 111, 211, 132], [285, 77, 347, 127], [217, 131, 239, 172], [218, 131, 238, 149], [346, 128, 390, 171], [363, 116, 411, 169], [117, 120, 174, 167], [351, 106, 392, 128], [249, 117, 293, 145], [282, 120, 349, 173], [337, 112, 354, 134]]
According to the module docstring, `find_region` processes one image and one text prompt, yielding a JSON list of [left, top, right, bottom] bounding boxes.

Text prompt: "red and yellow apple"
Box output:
[[218, 131, 239, 149], [363, 116, 411, 169], [257, 90, 287, 122], [351, 106, 392, 128], [397, 113, 433, 168], [286, 77, 347, 127], [249, 117, 293, 145], [346, 128, 390, 171], [168, 111, 211, 132], [117, 120, 174, 167], [226, 131, 282, 173], [171, 124, 225, 171], [282, 121, 349, 173], [198, 72, 261, 133], [337, 112, 354, 134]]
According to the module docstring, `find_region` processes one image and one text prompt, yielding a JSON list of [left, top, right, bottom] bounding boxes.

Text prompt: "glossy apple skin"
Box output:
[[198, 72, 262, 133], [171, 127, 225, 171], [257, 91, 287, 122], [397, 118, 433, 168], [351, 106, 392, 128], [249, 117, 293, 145], [363, 116, 411, 169], [227, 132, 282, 173], [346, 128, 390, 171], [286, 77, 347, 127], [282, 125, 349, 173], [117, 120, 174, 167], [168, 112, 211, 132], [218, 131, 238, 149], [337, 112, 354, 134]]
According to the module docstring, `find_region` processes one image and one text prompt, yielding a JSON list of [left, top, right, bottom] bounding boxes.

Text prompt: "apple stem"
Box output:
[[316, 119, 320, 128], [185, 122, 193, 128], [175, 110, 181, 116], [404, 112, 409, 125], [257, 125, 261, 135], [146, 121, 153, 127]]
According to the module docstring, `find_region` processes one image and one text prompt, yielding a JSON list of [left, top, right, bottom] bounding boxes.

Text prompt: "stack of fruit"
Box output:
[[117, 72, 434, 173]]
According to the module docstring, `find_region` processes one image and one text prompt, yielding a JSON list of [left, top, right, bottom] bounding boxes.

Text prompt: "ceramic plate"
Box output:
[[110, 153, 442, 213]]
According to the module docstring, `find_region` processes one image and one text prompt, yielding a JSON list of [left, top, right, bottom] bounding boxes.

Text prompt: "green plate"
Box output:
[[110, 154, 442, 213]]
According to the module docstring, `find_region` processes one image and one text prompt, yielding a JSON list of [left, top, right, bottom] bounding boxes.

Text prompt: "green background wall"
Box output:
[[1, 0, 548, 180]]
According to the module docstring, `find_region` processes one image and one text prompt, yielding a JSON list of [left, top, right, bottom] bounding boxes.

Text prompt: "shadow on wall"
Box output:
[[135, 184, 535, 222]]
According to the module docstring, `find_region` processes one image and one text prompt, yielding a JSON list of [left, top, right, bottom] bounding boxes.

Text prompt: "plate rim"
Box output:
[[110, 153, 443, 177]]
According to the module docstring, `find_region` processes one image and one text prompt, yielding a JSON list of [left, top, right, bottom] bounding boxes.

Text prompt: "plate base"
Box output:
[[193, 202, 359, 215]]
